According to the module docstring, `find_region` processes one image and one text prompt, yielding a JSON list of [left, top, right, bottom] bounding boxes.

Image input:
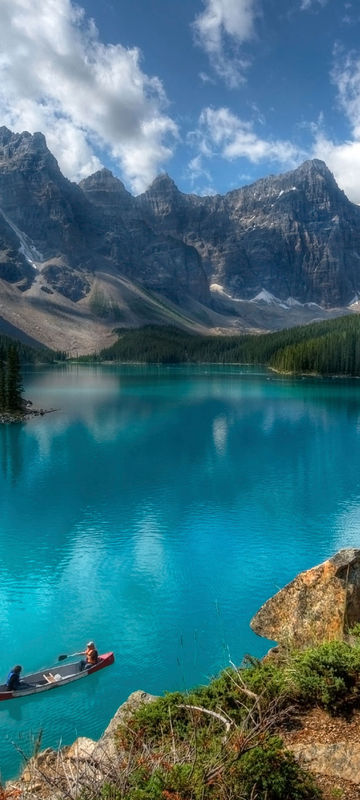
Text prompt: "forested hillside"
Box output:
[[96, 315, 360, 375], [0, 334, 56, 364]]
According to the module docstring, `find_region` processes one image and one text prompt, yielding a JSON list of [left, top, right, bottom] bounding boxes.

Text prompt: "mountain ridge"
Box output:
[[0, 126, 358, 352]]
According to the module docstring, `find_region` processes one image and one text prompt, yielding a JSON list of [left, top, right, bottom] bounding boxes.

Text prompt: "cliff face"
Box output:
[[138, 161, 360, 307], [0, 128, 209, 307], [79, 169, 210, 305], [0, 127, 96, 267]]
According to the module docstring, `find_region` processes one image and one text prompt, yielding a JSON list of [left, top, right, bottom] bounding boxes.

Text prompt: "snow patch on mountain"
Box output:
[[211, 285, 321, 311], [250, 289, 288, 306], [0, 206, 44, 269]]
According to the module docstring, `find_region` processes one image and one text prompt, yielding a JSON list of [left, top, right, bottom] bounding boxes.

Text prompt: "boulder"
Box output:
[[250, 548, 360, 647], [66, 736, 97, 760], [95, 690, 158, 762]]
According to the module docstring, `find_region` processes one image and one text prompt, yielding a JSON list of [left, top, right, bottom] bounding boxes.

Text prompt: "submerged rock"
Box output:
[[250, 548, 360, 647]]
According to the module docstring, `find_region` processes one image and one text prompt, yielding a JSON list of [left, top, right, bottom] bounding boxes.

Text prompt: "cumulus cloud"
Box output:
[[313, 132, 360, 203], [194, 106, 304, 166], [311, 50, 360, 203], [192, 0, 258, 87], [0, 0, 178, 191]]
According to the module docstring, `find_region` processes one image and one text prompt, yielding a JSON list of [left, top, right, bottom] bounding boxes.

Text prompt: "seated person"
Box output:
[[7, 665, 23, 690], [80, 641, 98, 670]]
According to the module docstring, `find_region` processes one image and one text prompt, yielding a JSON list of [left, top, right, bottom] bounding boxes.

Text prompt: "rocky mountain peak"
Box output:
[[0, 126, 14, 146], [80, 168, 129, 195], [138, 172, 182, 219], [296, 158, 327, 173], [292, 158, 340, 191], [0, 127, 59, 176], [146, 173, 179, 193]]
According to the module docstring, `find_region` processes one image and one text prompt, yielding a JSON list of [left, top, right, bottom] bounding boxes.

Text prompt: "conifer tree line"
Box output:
[[95, 315, 360, 376], [0, 345, 24, 412]]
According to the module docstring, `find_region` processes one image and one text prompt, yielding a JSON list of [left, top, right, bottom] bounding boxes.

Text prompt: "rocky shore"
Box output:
[[0, 404, 55, 424]]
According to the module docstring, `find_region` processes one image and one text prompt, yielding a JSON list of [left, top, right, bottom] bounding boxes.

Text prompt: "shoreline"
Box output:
[[0, 406, 57, 424]]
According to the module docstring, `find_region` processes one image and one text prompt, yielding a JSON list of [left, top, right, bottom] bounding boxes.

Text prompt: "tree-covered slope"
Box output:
[[96, 314, 360, 375], [0, 333, 56, 364]]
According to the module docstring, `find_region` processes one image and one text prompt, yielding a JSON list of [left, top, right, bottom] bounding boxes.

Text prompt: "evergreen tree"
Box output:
[[6, 345, 24, 411]]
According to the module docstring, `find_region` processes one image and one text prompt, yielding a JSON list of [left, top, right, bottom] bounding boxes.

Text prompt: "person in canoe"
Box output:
[[6, 665, 31, 690], [80, 641, 98, 670]]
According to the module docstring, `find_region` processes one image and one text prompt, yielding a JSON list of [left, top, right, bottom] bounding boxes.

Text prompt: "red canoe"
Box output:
[[0, 652, 115, 701]]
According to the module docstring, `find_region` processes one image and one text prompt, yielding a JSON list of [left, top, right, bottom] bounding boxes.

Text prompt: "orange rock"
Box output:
[[250, 549, 360, 647]]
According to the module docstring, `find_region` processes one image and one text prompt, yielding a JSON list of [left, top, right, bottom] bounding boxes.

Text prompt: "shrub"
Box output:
[[232, 736, 322, 799], [289, 640, 360, 711]]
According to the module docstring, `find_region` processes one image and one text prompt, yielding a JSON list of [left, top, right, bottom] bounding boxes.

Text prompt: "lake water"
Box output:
[[1, 364, 360, 780]]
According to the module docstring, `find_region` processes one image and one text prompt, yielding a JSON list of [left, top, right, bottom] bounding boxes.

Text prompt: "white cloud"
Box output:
[[195, 106, 304, 166], [312, 132, 360, 203], [332, 51, 360, 137], [185, 154, 216, 194], [300, 0, 327, 9], [192, 0, 258, 87], [310, 50, 360, 203], [0, 0, 178, 192]]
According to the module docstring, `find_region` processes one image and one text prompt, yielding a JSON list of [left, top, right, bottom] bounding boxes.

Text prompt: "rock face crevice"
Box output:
[[250, 548, 360, 648]]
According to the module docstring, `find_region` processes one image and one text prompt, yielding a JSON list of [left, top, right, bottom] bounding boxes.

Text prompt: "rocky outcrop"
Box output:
[[9, 690, 158, 798], [250, 548, 360, 648], [291, 741, 360, 784]]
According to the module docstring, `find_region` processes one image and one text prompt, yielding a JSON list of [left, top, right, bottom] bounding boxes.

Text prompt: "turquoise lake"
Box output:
[[1, 364, 360, 780]]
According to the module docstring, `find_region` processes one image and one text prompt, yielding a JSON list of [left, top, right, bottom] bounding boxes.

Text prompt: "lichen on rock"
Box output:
[[250, 548, 360, 648]]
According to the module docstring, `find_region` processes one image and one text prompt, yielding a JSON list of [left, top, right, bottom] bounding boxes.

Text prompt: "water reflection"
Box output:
[[0, 423, 24, 484], [0, 365, 360, 781]]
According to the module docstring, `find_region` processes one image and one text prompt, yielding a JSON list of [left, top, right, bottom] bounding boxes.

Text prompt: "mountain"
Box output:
[[138, 160, 360, 307], [0, 126, 358, 353]]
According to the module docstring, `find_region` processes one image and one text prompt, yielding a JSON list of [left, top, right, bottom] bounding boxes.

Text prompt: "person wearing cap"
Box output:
[[79, 641, 98, 670]]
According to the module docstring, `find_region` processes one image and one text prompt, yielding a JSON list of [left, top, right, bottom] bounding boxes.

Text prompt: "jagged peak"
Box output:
[[294, 158, 332, 178], [0, 126, 13, 145], [144, 172, 179, 193], [0, 127, 49, 157], [80, 168, 128, 194]]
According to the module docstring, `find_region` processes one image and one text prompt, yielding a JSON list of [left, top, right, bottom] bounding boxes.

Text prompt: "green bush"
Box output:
[[290, 640, 360, 711], [232, 736, 322, 799], [121, 736, 321, 800], [112, 639, 360, 800]]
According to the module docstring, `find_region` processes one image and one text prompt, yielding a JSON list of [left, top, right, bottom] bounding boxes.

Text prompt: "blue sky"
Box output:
[[1, 0, 360, 200]]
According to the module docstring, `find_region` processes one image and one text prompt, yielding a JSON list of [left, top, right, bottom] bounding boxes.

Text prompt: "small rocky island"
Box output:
[[6, 549, 360, 800]]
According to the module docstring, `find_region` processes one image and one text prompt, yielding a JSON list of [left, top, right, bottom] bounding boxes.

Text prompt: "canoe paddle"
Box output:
[[58, 652, 81, 661]]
